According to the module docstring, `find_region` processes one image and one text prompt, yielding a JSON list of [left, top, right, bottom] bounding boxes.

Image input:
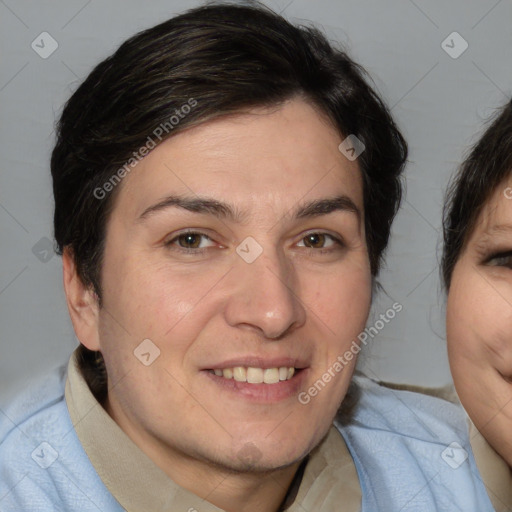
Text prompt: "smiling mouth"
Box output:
[[208, 366, 297, 384]]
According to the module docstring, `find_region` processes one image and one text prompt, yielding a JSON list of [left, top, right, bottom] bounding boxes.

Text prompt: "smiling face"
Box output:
[[447, 178, 512, 466], [67, 97, 372, 486]]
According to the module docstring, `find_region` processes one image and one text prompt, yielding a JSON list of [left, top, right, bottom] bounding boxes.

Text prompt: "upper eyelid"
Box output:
[[486, 249, 512, 258]]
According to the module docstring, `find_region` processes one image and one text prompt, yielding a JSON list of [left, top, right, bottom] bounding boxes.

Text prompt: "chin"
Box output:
[[203, 435, 310, 474], [224, 449, 305, 474]]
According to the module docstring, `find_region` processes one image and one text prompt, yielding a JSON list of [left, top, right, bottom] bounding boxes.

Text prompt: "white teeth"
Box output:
[[212, 366, 296, 384], [263, 368, 280, 384], [233, 366, 247, 382], [247, 367, 264, 384]]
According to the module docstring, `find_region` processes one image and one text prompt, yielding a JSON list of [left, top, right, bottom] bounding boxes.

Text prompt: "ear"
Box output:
[[62, 246, 101, 351]]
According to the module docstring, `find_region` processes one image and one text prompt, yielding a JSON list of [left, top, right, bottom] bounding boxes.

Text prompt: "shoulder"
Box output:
[[0, 364, 69, 509], [334, 374, 495, 511], [0, 361, 124, 511], [374, 379, 512, 511], [0, 362, 123, 511], [346, 374, 468, 439], [0, 363, 69, 449], [0, 363, 69, 447]]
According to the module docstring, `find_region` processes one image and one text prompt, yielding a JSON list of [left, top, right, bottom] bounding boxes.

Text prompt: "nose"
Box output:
[[223, 245, 307, 339]]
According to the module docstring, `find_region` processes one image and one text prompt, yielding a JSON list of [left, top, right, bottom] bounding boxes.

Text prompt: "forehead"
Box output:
[[114, 98, 363, 220], [469, 177, 512, 242]]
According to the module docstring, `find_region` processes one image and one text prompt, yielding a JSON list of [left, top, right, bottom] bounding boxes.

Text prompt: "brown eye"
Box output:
[[177, 233, 202, 248], [297, 232, 343, 252], [303, 233, 327, 248], [165, 232, 215, 251]]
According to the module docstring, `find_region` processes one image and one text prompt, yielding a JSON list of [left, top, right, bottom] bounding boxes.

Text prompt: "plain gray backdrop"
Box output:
[[1, 0, 511, 400]]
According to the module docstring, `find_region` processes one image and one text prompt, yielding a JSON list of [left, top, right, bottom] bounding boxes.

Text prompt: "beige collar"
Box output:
[[468, 420, 512, 512], [65, 349, 361, 512]]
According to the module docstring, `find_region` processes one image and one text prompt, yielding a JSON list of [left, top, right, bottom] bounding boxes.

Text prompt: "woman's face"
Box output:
[[447, 178, 512, 466]]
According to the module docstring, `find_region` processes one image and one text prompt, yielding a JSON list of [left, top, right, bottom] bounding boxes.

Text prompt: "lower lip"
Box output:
[[202, 369, 308, 403]]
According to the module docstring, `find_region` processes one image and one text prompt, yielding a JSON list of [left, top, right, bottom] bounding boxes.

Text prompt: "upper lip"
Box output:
[[202, 356, 309, 370]]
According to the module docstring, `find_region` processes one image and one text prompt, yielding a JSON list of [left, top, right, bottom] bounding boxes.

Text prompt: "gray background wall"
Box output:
[[1, 0, 511, 400]]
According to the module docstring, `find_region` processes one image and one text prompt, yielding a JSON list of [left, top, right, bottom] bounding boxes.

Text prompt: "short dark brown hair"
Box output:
[[51, 1, 407, 399], [442, 99, 512, 288]]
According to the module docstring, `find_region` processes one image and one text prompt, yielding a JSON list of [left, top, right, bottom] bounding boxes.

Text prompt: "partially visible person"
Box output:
[[443, 99, 512, 511]]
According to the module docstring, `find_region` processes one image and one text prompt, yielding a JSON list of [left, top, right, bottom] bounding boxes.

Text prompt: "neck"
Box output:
[[145, 439, 302, 512], [190, 461, 303, 512]]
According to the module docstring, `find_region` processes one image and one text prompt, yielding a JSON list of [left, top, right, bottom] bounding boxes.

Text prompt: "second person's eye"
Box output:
[[486, 251, 512, 269]]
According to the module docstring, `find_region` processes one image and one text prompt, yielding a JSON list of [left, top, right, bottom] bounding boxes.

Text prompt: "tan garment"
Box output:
[[468, 421, 512, 512], [65, 350, 361, 512], [379, 380, 512, 511]]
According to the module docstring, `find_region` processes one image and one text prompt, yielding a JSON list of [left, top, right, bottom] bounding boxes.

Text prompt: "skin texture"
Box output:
[[63, 97, 372, 512], [447, 180, 512, 468]]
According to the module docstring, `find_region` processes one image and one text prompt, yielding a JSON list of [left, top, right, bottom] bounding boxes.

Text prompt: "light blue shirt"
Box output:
[[338, 376, 494, 510], [0, 364, 494, 511]]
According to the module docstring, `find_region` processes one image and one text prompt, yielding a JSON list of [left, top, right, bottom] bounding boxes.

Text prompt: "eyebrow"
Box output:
[[476, 223, 512, 244], [137, 194, 361, 223], [475, 224, 512, 253], [482, 224, 512, 235]]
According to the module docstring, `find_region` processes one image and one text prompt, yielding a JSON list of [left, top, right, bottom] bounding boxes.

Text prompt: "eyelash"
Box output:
[[484, 250, 512, 268], [164, 230, 345, 255]]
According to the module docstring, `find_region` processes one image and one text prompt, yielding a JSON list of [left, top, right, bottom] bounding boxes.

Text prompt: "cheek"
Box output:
[[306, 266, 372, 387], [446, 282, 477, 364], [308, 263, 371, 334], [448, 270, 512, 378], [103, 252, 222, 335], [97, 257, 222, 393]]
